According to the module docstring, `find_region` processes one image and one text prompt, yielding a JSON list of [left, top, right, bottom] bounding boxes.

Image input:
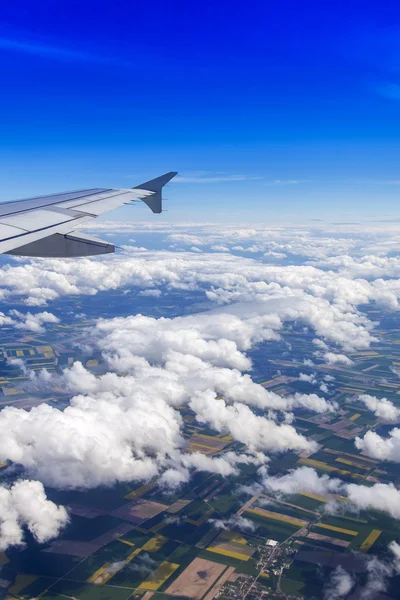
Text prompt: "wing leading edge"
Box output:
[[0, 171, 177, 257]]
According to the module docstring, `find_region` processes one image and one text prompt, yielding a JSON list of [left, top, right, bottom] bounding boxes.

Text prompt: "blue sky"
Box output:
[[1, 0, 400, 221]]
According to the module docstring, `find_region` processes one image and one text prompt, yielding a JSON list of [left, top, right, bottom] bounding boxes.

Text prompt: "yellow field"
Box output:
[[360, 529, 382, 551], [2, 388, 18, 396], [299, 491, 327, 503], [349, 351, 380, 356], [349, 413, 360, 421], [87, 548, 142, 584], [314, 523, 358, 536], [188, 441, 215, 451], [335, 457, 370, 470], [86, 359, 99, 367], [207, 546, 251, 561], [142, 535, 167, 552], [299, 458, 351, 476], [0, 462, 7, 469], [139, 561, 179, 591], [220, 530, 248, 545], [247, 507, 307, 527], [119, 538, 135, 547], [87, 564, 108, 583]]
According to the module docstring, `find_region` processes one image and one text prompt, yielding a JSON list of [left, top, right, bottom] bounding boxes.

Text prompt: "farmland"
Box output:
[[2, 293, 400, 599]]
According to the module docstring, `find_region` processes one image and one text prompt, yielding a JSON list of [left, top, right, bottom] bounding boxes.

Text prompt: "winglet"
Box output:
[[134, 171, 178, 213]]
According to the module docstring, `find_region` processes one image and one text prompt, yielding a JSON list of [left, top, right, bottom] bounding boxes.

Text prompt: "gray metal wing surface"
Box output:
[[0, 172, 177, 257]]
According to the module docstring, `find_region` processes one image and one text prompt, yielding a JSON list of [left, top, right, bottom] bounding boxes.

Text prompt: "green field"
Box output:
[[289, 493, 325, 512], [39, 581, 132, 600], [281, 560, 327, 598], [243, 510, 301, 541]]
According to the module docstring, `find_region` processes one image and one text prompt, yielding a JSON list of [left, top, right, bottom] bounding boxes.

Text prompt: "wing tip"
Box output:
[[134, 171, 178, 193], [134, 171, 178, 213]]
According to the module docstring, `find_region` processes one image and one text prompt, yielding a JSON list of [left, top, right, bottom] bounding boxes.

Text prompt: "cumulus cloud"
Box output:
[[190, 391, 316, 454], [345, 482, 400, 520], [0, 310, 59, 333], [0, 394, 183, 489], [0, 480, 68, 550], [0, 285, 352, 496], [360, 542, 400, 598], [262, 467, 400, 521], [0, 236, 394, 351], [299, 372, 317, 384], [91, 313, 335, 414], [138, 289, 161, 297], [157, 452, 268, 490], [323, 352, 354, 366], [209, 514, 256, 532], [3, 223, 400, 550], [262, 466, 342, 497], [0, 350, 317, 490], [323, 566, 354, 600], [319, 382, 329, 394], [356, 394, 400, 422], [356, 428, 400, 462]]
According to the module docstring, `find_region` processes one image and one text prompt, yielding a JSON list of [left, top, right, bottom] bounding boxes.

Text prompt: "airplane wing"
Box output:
[[0, 171, 177, 257]]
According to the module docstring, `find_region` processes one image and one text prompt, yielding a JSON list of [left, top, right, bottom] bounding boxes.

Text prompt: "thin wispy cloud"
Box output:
[[0, 36, 126, 66], [265, 179, 308, 186], [175, 173, 262, 183], [174, 174, 307, 185]]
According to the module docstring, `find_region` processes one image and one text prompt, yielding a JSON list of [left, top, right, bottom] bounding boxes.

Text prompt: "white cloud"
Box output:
[[262, 466, 342, 497], [323, 352, 354, 366], [138, 289, 161, 297], [9, 310, 59, 332], [361, 542, 400, 598], [323, 566, 354, 600], [0, 238, 393, 351], [0, 310, 59, 333], [299, 372, 317, 384], [356, 394, 400, 423], [190, 391, 317, 454], [0, 480, 68, 550], [262, 467, 400, 522], [0, 393, 182, 489], [0, 290, 332, 491], [356, 427, 400, 461], [4, 223, 400, 551], [346, 482, 400, 520], [90, 312, 335, 414], [209, 514, 256, 532]]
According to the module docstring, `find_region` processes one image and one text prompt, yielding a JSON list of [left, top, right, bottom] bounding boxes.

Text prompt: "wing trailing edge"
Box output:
[[6, 231, 114, 257]]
